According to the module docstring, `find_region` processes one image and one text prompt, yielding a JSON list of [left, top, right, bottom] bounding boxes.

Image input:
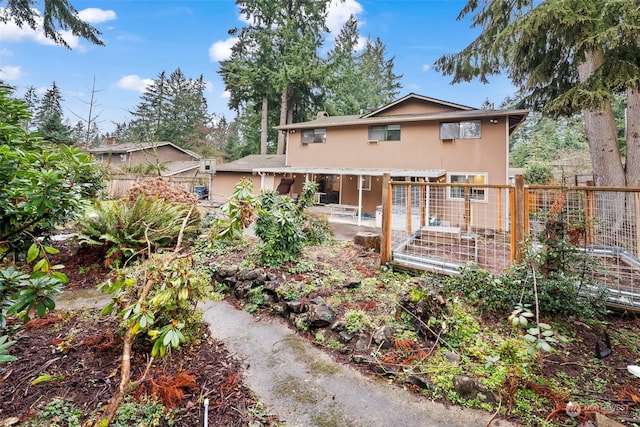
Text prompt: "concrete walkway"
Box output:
[[202, 300, 513, 427]]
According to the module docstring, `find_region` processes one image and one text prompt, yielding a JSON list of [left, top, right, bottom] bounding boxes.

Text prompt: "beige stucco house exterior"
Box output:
[[249, 93, 526, 213]]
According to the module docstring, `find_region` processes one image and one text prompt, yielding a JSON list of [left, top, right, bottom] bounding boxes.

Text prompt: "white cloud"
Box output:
[[113, 75, 154, 93], [422, 64, 431, 72], [78, 8, 116, 24], [326, 0, 363, 35], [0, 8, 79, 47], [0, 7, 112, 47], [0, 65, 22, 80], [221, 90, 230, 99], [0, 48, 13, 57], [209, 37, 238, 62]]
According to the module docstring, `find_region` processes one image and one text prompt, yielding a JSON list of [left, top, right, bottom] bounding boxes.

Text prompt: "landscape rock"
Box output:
[[216, 265, 239, 278], [406, 375, 435, 391], [237, 268, 266, 284], [372, 325, 395, 349], [338, 331, 354, 343], [286, 300, 303, 313], [444, 352, 462, 363], [453, 375, 499, 404], [270, 302, 289, 316], [308, 303, 335, 328], [355, 334, 369, 351]]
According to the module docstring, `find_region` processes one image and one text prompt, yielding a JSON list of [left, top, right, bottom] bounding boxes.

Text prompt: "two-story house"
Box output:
[[233, 93, 526, 217]]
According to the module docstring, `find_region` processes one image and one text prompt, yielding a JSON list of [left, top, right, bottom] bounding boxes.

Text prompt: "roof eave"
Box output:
[[276, 109, 530, 131]]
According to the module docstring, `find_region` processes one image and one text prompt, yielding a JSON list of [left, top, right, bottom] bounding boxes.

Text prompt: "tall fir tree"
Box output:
[[127, 68, 211, 151], [220, 0, 329, 155], [434, 0, 640, 187], [36, 82, 72, 144]]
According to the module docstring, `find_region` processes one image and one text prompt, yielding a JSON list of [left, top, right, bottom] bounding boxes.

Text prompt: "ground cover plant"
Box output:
[[201, 186, 640, 426]]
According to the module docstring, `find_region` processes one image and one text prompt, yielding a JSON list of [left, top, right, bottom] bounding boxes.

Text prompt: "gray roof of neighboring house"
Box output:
[[162, 160, 200, 176], [216, 154, 286, 172], [89, 141, 201, 159]]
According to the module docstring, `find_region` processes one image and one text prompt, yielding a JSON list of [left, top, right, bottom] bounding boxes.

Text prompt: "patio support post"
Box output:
[[380, 174, 391, 264], [357, 175, 363, 226], [405, 181, 412, 236]]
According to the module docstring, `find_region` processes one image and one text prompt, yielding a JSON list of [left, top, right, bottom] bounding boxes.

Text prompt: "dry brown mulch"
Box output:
[[0, 239, 278, 426], [0, 310, 275, 426]]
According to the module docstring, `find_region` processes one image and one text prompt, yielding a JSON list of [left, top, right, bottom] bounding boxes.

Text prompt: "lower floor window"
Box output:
[[447, 172, 487, 202]]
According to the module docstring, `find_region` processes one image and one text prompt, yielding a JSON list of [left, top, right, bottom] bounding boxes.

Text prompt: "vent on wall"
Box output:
[[367, 140, 379, 144], [441, 139, 455, 144]]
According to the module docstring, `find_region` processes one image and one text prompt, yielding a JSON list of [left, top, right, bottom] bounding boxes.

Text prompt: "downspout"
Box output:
[[357, 174, 363, 226]]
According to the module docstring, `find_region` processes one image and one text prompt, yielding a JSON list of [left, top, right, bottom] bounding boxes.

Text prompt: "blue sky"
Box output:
[[0, 0, 515, 133]]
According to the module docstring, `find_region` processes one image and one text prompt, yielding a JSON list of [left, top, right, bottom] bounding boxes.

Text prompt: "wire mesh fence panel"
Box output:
[[387, 181, 640, 311], [528, 187, 640, 310], [389, 182, 512, 275]]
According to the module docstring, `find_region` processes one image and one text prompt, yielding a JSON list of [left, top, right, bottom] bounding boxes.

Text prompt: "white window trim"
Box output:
[[446, 172, 488, 203]]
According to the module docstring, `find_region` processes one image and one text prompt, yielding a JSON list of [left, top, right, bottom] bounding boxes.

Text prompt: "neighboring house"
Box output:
[[89, 141, 203, 178]]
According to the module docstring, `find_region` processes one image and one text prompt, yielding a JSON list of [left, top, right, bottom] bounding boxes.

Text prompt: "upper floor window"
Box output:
[[440, 120, 481, 140], [447, 172, 487, 202], [301, 128, 326, 144], [368, 124, 401, 142]]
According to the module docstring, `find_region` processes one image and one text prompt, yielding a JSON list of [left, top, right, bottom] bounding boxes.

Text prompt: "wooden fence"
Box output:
[[105, 175, 209, 198], [380, 175, 640, 311]]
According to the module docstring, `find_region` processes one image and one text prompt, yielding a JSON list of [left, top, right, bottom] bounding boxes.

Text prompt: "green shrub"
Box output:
[[253, 181, 318, 268], [0, 84, 105, 255], [303, 212, 334, 245], [77, 196, 200, 267], [212, 179, 258, 240], [524, 162, 554, 184]]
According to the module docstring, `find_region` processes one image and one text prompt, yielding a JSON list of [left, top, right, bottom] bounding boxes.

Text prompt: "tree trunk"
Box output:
[[276, 86, 288, 155], [626, 86, 640, 187], [260, 96, 268, 155], [577, 49, 626, 187]]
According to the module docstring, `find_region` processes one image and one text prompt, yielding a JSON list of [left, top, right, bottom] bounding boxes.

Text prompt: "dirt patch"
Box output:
[[0, 310, 271, 426]]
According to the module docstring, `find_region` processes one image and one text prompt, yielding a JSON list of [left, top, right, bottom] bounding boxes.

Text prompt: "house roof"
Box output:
[[89, 141, 202, 159], [276, 93, 528, 135], [162, 160, 200, 176], [361, 92, 474, 118], [215, 154, 286, 173]]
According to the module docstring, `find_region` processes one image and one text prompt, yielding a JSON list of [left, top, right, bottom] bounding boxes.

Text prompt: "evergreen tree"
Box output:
[[36, 82, 72, 144], [434, 0, 640, 187], [1, 0, 104, 48], [220, 0, 329, 155], [22, 86, 40, 132], [127, 68, 211, 150], [356, 37, 402, 113]]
